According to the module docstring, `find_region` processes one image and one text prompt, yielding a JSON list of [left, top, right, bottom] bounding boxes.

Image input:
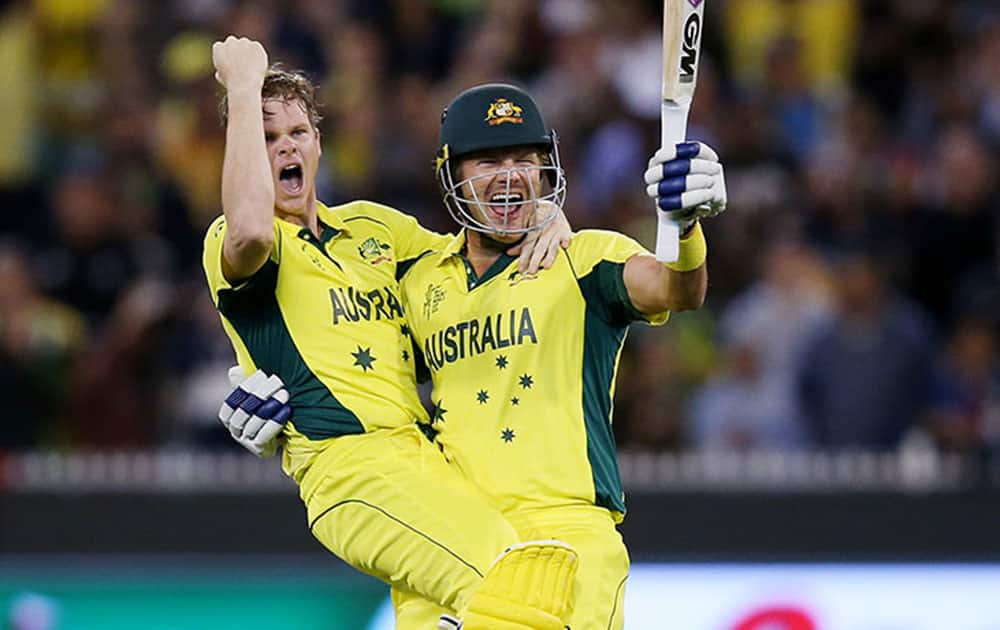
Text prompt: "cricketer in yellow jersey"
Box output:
[[391, 84, 723, 630], [206, 37, 580, 630], [221, 82, 727, 629]]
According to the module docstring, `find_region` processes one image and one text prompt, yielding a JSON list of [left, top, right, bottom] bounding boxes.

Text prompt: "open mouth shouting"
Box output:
[[278, 163, 304, 195], [485, 191, 526, 225]]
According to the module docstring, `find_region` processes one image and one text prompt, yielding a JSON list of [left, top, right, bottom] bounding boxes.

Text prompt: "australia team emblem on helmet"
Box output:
[[485, 98, 523, 126]]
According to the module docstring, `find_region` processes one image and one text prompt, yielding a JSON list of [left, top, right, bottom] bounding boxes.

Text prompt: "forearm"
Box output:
[[663, 265, 707, 311], [221, 84, 273, 278], [626, 222, 708, 313]]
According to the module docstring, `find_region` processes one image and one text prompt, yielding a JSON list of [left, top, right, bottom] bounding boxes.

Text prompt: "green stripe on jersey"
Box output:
[[396, 251, 433, 282], [469, 253, 517, 288], [217, 261, 365, 439], [577, 260, 629, 514]]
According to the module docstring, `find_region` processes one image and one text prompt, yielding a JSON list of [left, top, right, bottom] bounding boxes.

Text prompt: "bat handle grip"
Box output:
[[656, 102, 690, 262], [655, 213, 681, 262]]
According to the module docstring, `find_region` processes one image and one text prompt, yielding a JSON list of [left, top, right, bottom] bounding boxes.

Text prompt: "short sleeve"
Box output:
[[569, 230, 670, 327], [201, 215, 282, 304], [369, 205, 451, 280]]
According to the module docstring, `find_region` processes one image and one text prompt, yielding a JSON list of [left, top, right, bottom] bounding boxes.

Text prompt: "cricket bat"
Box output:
[[656, 0, 706, 262]]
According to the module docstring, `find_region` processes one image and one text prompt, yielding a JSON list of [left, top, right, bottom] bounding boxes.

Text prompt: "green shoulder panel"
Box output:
[[576, 259, 644, 326], [578, 293, 629, 515], [217, 261, 365, 439], [575, 259, 631, 515], [396, 249, 436, 282], [569, 230, 651, 325]]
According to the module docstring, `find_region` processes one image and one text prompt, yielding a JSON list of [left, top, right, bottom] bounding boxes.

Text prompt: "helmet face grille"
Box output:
[[437, 136, 567, 236]]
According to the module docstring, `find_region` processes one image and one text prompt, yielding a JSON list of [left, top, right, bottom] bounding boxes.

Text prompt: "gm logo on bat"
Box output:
[[679, 10, 702, 83]]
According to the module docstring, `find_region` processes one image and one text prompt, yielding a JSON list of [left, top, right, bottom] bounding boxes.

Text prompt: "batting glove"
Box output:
[[219, 366, 292, 458], [644, 141, 727, 234]]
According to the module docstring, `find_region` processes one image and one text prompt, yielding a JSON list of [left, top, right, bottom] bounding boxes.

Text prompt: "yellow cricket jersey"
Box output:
[[203, 200, 450, 479], [399, 230, 669, 521]]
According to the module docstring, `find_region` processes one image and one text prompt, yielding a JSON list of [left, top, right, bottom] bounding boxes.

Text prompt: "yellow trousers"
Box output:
[[393, 504, 629, 630], [299, 424, 520, 613]]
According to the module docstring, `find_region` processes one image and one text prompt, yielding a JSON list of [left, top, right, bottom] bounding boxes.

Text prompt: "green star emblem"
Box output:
[[432, 401, 448, 423], [352, 346, 377, 372], [518, 373, 533, 389], [511, 397, 520, 406], [495, 355, 508, 370], [476, 390, 490, 404], [501, 428, 515, 443]]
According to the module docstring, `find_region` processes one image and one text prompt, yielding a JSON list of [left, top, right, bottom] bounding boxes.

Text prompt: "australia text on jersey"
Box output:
[[330, 286, 404, 324], [423, 306, 538, 371]]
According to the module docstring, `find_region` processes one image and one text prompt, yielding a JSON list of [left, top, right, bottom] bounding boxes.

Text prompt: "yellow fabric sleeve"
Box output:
[[201, 214, 283, 300], [363, 201, 451, 262]]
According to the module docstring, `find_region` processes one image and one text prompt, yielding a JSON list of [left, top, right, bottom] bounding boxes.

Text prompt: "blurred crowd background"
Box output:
[[0, 0, 997, 465]]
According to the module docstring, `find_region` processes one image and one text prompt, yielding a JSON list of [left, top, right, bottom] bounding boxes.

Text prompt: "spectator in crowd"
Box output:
[[32, 164, 147, 326], [690, 234, 832, 450], [691, 339, 811, 451], [796, 250, 936, 450], [0, 243, 84, 448], [67, 279, 173, 448], [923, 318, 999, 457], [0, 0, 41, 221], [902, 123, 997, 326]]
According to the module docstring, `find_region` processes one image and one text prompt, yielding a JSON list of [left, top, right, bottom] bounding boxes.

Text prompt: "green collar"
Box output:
[[314, 201, 352, 236], [297, 220, 339, 244], [436, 229, 518, 290], [460, 252, 516, 291], [297, 220, 343, 268]]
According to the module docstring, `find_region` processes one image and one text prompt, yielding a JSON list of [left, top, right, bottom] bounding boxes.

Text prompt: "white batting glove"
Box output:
[[219, 366, 291, 458], [644, 141, 727, 233]]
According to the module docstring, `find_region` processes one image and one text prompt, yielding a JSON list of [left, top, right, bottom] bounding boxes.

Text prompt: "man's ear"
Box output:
[[316, 129, 322, 156]]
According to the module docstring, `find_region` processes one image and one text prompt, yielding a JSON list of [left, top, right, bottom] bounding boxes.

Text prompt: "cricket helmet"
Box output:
[[435, 83, 566, 235]]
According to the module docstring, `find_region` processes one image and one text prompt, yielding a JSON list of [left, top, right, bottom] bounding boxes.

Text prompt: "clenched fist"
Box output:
[[212, 35, 268, 92]]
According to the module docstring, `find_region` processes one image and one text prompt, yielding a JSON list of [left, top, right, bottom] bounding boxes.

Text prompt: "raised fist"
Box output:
[[212, 35, 268, 91]]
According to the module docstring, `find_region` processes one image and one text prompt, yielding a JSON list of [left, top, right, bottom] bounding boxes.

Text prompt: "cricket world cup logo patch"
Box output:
[[485, 98, 524, 126], [423, 283, 446, 318], [358, 237, 392, 265]]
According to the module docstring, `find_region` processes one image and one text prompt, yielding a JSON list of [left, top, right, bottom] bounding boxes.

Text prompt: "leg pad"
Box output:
[[460, 540, 578, 630]]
